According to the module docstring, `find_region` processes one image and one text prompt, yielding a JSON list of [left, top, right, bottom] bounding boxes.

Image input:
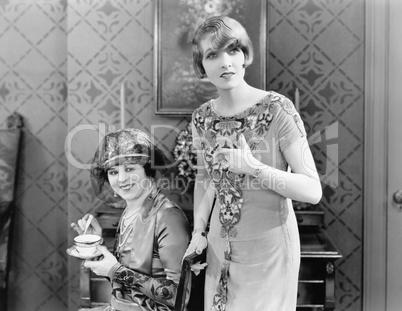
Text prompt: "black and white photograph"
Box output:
[[0, 0, 400, 311]]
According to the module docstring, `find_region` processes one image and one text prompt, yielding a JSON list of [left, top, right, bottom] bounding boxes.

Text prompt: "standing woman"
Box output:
[[71, 129, 190, 311], [184, 16, 322, 311]]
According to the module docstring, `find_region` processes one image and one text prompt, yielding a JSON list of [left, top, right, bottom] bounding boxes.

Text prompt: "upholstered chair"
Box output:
[[0, 113, 23, 311]]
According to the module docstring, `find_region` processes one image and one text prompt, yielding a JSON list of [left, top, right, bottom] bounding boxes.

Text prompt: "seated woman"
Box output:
[[71, 128, 191, 311]]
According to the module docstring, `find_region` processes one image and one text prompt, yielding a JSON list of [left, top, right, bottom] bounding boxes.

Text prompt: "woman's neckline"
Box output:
[[209, 92, 271, 118]]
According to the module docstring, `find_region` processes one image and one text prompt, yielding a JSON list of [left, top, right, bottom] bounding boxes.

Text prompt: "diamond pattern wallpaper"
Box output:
[[267, 1, 364, 310], [0, 1, 68, 311], [66, 1, 189, 310], [0, 0, 363, 310]]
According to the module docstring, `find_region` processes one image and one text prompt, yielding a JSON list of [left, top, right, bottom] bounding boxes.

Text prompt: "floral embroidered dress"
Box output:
[[192, 91, 305, 311]]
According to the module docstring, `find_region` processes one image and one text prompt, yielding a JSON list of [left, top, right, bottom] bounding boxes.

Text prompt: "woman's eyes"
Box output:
[[205, 48, 240, 59], [229, 47, 240, 54], [107, 167, 137, 175], [206, 52, 216, 59]]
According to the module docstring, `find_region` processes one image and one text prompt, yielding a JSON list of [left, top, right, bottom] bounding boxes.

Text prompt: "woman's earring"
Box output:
[[114, 192, 117, 197]]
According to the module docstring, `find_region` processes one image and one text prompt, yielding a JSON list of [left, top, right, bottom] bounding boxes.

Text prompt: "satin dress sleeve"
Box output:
[[110, 198, 191, 310]]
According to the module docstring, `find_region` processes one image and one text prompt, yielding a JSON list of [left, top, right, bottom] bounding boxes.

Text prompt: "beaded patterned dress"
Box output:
[[192, 91, 305, 311]]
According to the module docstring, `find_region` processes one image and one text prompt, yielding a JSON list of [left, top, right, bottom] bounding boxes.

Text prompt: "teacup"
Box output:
[[74, 234, 101, 256]]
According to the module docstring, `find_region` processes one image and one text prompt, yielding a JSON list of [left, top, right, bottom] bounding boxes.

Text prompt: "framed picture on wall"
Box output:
[[154, 0, 267, 116]]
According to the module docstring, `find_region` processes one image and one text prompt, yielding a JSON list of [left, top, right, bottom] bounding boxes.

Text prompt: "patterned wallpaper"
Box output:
[[0, 0, 68, 310], [267, 0, 364, 310], [0, 0, 363, 311], [66, 1, 189, 310]]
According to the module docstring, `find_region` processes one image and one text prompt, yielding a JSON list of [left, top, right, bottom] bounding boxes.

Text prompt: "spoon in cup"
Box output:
[[83, 214, 94, 235]]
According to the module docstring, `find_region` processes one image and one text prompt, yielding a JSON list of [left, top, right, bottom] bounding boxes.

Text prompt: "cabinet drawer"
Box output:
[[98, 215, 120, 229], [297, 282, 325, 307], [295, 212, 324, 226], [91, 277, 111, 303], [299, 259, 326, 281]]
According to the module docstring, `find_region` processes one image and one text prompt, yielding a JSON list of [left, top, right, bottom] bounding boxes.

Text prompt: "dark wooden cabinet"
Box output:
[[79, 202, 341, 310], [295, 204, 342, 310]]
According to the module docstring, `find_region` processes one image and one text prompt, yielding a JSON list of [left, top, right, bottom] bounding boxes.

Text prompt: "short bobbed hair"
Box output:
[[192, 15, 254, 79]]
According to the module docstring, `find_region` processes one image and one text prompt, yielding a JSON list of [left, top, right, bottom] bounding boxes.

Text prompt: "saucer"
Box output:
[[66, 246, 102, 259]]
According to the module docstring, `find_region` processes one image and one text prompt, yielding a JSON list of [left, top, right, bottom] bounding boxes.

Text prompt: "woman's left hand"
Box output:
[[218, 134, 261, 176], [83, 245, 118, 276]]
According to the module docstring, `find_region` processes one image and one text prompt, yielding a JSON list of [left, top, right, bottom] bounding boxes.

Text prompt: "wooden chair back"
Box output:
[[174, 251, 205, 311]]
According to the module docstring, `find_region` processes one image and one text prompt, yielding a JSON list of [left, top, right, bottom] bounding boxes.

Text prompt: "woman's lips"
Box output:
[[120, 184, 134, 190], [220, 72, 234, 79]]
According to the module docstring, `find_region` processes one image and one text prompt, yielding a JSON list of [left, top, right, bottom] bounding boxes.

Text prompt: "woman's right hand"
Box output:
[[70, 214, 102, 237], [183, 231, 208, 260]]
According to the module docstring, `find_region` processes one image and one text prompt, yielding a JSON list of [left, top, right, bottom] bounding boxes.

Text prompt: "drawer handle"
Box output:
[[296, 215, 304, 223], [326, 262, 334, 275], [112, 221, 119, 227]]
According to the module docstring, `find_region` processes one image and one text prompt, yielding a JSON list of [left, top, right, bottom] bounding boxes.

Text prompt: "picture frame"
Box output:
[[154, 0, 267, 116]]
